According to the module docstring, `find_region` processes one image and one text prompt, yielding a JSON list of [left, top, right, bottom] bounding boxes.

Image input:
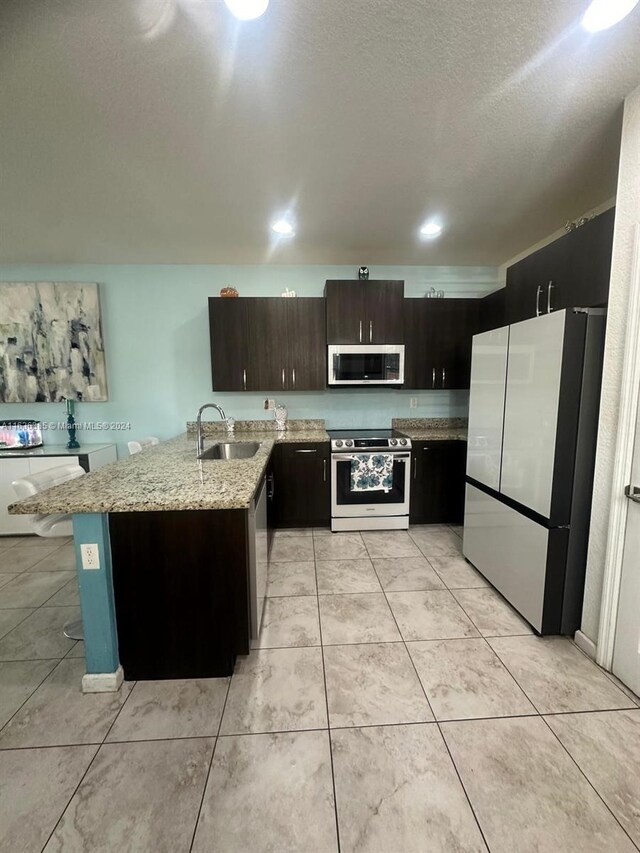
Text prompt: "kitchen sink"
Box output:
[[198, 441, 260, 461]]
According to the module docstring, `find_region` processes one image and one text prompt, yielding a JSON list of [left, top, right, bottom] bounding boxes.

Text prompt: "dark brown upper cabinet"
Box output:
[[478, 288, 507, 333], [325, 280, 404, 344], [505, 208, 615, 324], [209, 298, 251, 391], [209, 297, 326, 392], [403, 299, 479, 390]]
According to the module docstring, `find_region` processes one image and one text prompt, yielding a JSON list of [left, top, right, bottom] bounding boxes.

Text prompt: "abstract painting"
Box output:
[[0, 282, 108, 402]]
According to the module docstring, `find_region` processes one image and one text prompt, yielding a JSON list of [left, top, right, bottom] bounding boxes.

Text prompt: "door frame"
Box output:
[[596, 224, 640, 668]]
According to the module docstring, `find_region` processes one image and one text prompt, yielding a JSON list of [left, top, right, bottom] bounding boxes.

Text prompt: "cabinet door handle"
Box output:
[[243, 369, 247, 391], [359, 320, 363, 343], [292, 367, 296, 389], [536, 285, 543, 317], [432, 368, 436, 389], [295, 449, 317, 453], [547, 281, 554, 314], [442, 367, 445, 387], [323, 458, 327, 482], [282, 368, 286, 389], [413, 457, 417, 479], [369, 320, 373, 343], [268, 473, 275, 500]]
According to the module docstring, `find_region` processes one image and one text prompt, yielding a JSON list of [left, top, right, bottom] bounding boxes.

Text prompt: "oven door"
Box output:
[[331, 452, 410, 517]]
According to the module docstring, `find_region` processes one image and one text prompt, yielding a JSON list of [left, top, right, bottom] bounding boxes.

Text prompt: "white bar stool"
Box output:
[[12, 463, 86, 640], [128, 436, 160, 455]]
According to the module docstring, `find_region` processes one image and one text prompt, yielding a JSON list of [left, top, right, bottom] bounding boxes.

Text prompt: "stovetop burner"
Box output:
[[328, 428, 411, 452]]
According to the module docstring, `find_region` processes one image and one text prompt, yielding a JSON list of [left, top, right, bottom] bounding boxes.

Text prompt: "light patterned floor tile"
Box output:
[[332, 724, 487, 853], [254, 596, 320, 648], [192, 731, 338, 853], [324, 643, 433, 727], [386, 590, 479, 641], [43, 739, 213, 853], [319, 593, 401, 645], [442, 716, 636, 853], [0, 745, 98, 853], [220, 647, 327, 735]]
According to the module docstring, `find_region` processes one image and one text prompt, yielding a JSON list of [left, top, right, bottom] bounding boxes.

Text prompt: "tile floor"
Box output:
[[1, 527, 640, 852]]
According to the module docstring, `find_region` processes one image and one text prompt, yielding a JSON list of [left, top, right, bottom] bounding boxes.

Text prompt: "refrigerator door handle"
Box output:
[[547, 281, 554, 314], [536, 285, 543, 317], [624, 485, 640, 503]]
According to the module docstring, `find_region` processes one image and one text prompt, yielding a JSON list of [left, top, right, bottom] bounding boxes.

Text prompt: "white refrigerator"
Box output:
[[463, 308, 605, 634]]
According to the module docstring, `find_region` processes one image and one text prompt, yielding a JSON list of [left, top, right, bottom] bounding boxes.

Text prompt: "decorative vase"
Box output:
[[274, 405, 288, 432]]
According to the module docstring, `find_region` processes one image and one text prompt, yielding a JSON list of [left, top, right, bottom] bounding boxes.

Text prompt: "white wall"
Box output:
[[581, 84, 640, 644]]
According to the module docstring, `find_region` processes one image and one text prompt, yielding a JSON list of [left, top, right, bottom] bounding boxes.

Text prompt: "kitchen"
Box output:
[[2, 1, 640, 851]]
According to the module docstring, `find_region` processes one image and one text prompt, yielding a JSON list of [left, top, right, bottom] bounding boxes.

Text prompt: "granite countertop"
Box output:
[[9, 427, 329, 515], [392, 417, 468, 442], [0, 443, 115, 458], [398, 428, 468, 441]]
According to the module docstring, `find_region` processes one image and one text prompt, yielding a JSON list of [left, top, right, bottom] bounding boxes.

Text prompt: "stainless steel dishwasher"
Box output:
[[248, 476, 268, 640]]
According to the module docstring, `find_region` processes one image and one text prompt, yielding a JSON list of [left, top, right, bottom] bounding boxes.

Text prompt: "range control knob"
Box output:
[[345, 439, 354, 447], [389, 438, 398, 446], [399, 438, 408, 446], [335, 440, 343, 448]]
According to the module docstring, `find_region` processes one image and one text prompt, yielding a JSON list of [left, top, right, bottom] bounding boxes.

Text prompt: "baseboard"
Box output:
[[82, 665, 124, 694], [574, 629, 597, 660]]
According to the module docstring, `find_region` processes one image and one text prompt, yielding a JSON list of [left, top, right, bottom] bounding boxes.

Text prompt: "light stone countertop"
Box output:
[[9, 429, 330, 515], [396, 427, 468, 441], [392, 417, 467, 441], [0, 443, 116, 458]]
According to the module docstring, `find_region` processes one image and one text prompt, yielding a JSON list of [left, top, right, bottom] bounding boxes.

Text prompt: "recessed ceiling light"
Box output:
[[224, 0, 269, 21], [271, 219, 295, 237], [419, 221, 443, 239], [582, 0, 639, 31]]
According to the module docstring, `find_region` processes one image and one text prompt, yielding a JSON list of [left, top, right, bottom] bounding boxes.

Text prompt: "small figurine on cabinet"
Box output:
[[358, 266, 369, 280]]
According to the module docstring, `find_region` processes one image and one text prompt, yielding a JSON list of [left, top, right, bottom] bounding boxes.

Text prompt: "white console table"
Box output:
[[0, 444, 117, 535]]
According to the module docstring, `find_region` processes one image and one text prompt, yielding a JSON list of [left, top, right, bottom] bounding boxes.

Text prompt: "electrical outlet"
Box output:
[[264, 399, 276, 411], [81, 543, 100, 570], [409, 397, 418, 409]]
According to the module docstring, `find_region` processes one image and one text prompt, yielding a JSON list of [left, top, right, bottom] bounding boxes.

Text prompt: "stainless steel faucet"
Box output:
[[196, 403, 227, 457]]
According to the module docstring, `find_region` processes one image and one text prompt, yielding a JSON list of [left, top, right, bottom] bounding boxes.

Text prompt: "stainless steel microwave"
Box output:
[[328, 345, 405, 385]]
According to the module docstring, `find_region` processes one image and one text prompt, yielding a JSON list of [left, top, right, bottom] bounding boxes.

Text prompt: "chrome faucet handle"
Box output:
[[225, 417, 235, 435]]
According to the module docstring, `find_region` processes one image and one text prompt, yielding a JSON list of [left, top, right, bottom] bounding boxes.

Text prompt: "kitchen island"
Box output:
[[8, 423, 329, 691]]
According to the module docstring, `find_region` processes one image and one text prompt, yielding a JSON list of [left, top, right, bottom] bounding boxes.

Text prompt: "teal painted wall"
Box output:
[[0, 264, 500, 455]]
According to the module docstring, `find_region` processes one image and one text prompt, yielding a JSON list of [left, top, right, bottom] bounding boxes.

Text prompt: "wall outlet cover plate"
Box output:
[[80, 543, 100, 570]]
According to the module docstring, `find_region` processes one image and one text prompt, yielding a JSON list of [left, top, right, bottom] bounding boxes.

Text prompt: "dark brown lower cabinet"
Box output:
[[109, 509, 250, 680], [268, 442, 330, 528], [409, 440, 467, 524]]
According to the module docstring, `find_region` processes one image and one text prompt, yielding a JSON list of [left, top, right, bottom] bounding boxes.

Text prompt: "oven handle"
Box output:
[[332, 453, 411, 462]]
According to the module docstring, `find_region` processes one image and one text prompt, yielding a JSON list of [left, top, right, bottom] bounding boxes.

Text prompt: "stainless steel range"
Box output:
[[329, 429, 412, 531]]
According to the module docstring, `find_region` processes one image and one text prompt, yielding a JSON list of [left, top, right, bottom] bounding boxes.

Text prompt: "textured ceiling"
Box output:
[[1, 0, 639, 265]]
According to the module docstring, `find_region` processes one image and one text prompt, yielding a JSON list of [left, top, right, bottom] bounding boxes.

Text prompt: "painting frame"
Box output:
[[0, 281, 109, 403]]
